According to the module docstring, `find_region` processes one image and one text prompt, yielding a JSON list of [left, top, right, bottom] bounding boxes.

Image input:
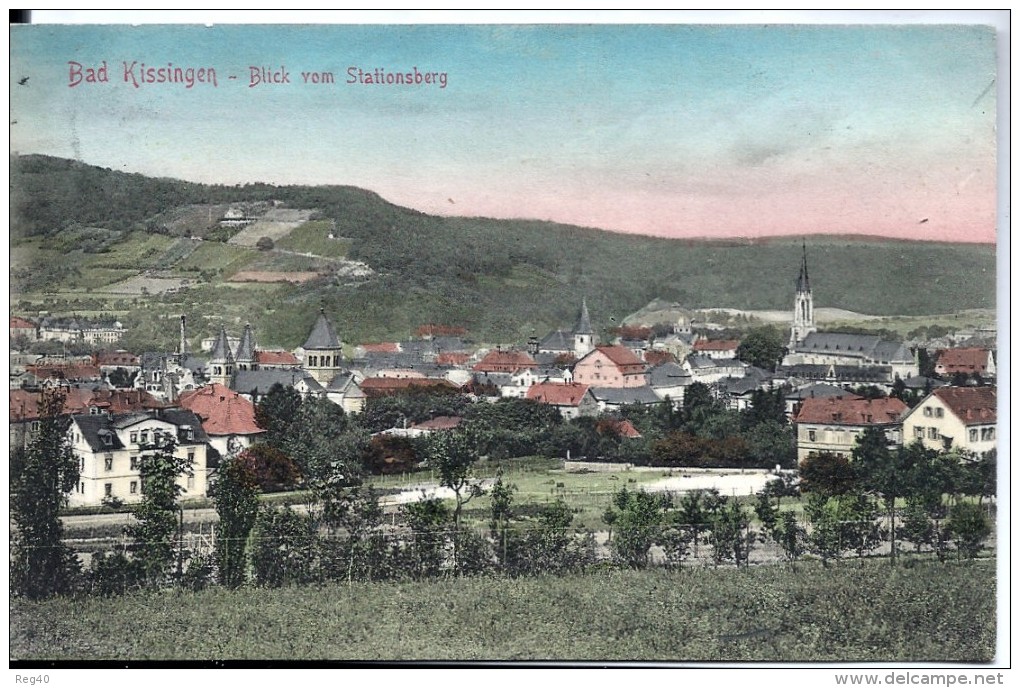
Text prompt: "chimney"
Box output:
[[179, 315, 187, 356]]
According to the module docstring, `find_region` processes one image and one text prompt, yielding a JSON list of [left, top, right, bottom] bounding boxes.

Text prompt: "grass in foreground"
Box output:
[[9, 558, 995, 663]]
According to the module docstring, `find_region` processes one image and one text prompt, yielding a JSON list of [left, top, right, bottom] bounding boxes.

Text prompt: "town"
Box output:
[[10, 246, 996, 558]]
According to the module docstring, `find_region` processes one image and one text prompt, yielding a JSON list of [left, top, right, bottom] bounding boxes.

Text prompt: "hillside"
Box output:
[[9, 154, 997, 350]]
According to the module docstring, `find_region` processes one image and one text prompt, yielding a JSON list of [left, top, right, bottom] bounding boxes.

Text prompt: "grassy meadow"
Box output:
[[9, 559, 995, 663]]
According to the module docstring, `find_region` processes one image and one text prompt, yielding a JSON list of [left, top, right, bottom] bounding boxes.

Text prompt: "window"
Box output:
[[928, 427, 939, 440], [104, 456, 113, 471], [79, 457, 85, 471], [308, 355, 318, 367], [969, 429, 978, 442], [130, 431, 138, 443], [79, 482, 84, 493], [130, 456, 138, 470], [808, 430, 817, 442], [140, 431, 149, 444], [923, 407, 933, 417], [188, 451, 195, 464], [187, 475, 195, 489], [31, 421, 40, 431], [914, 427, 925, 440], [935, 408, 944, 418], [130, 481, 138, 494], [981, 427, 995, 441], [104, 483, 112, 497]]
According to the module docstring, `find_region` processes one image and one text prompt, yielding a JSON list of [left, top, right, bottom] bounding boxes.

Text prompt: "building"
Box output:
[[789, 243, 817, 348], [573, 345, 648, 388], [934, 348, 996, 379], [538, 298, 599, 359], [692, 339, 740, 360], [782, 247, 917, 381], [793, 395, 908, 462], [178, 383, 266, 457], [38, 317, 126, 345], [472, 348, 538, 375], [66, 409, 211, 507], [301, 309, 345, 385], [526, 382, 598, 419], [206, 326, 236, 388], [10, 316, 37, 342], [900, 386, 997, 457]]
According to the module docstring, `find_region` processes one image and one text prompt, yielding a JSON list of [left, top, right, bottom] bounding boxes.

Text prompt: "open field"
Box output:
[[9, 559, 995, 663], [228, 209, 315, 247], [275, 220, 352, 257]]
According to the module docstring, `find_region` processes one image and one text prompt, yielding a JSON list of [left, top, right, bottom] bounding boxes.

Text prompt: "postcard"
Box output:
[[8, 13, 1005, 672]]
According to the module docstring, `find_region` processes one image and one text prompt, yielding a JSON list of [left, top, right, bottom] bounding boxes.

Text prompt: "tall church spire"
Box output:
[[796, 241, 811, 292], [790, 243, 816, 348]]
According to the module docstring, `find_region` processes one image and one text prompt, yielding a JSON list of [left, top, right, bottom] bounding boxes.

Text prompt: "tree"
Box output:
[[213, 454, 260, 588], [736, 326, 787, 371], [129, 436, 193, 585], [425, 429, 483, 564], [742, 387, 788, 429], [255, 236, 274, 251], [710, 499, 753, 567], [237, 443, 302, 492], [400, 497, 449, 579], [284, 397, 365, 486], [107, 366, 135, 388], [799, 451, 857, 496], [604, 487, 666, 569], [11, 388, 81, 598], [489, 469, 517, 569], [948, 502, 991, 559], [254, 383, 303, 449]]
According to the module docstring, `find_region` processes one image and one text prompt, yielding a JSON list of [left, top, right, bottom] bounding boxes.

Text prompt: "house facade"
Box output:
[[900, 386, 997, 457], [934, 348, 996, 379], [573, 345, 648, 388], [66, 409, 211, 507], [526, 382, 598, 420], [793, 395, 908, 462], [178, 383, 266, 457]]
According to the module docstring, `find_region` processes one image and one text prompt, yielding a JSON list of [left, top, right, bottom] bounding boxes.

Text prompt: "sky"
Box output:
[[9, 18, 1000, 243]]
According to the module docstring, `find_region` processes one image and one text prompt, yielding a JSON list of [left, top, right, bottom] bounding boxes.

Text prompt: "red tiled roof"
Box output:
[[472, 349, 538, 373], [584, 346, 647, 374], [26, 364, 102, 381], [644, 350, 677, 366], [178, 383, 264, 436], [526, 382, 591, 406], [10, 316, 36, 330], [94, 351, 140, 367], [794, 396, 908, 426], [360, 377, 459, 397], [361, 342, 401, 353], [437, 352, 471, 366], [256, 350, 300, 366], [935, 348, 992, 374], [616, 419, 642, 439], [931, 386, 996, 425], [693, 339, 740, 352], [10, 387, 161, 421], [411, 415, 464, 430]]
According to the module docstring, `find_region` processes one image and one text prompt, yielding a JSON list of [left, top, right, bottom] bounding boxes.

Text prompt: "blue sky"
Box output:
[[10, 21, 998, 242]]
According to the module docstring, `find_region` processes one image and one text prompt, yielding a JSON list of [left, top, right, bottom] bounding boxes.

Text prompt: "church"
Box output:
[[781, 246, 918, 385]]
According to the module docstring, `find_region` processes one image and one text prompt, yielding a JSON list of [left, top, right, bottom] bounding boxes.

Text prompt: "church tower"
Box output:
[[208, 325, 235, 387], [302, 309, 344, 385], [573, 298, 597, 358], [789, 243, 816, 347], [235, 322, 258, 372]]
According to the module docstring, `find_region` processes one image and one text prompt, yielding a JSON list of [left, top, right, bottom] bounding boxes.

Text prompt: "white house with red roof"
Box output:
[[178, 383, 265, 457], [526, 382, 598, 419], [934, 348, 996, 379], [793, 395, 908, 462], [692, 339, 740, 360], [472, 348, 539, 374], [10, 316, 37, 342], [901, 386, 996, 457], [572, 345, 648, 388]]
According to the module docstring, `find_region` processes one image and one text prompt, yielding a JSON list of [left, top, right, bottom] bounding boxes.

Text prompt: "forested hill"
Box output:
[[10, 154, 996, 345]]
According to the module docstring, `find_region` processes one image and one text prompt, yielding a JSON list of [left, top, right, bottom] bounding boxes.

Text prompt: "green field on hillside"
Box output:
[[275, 220, 352, 257], [9, 559, 995, 662]]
